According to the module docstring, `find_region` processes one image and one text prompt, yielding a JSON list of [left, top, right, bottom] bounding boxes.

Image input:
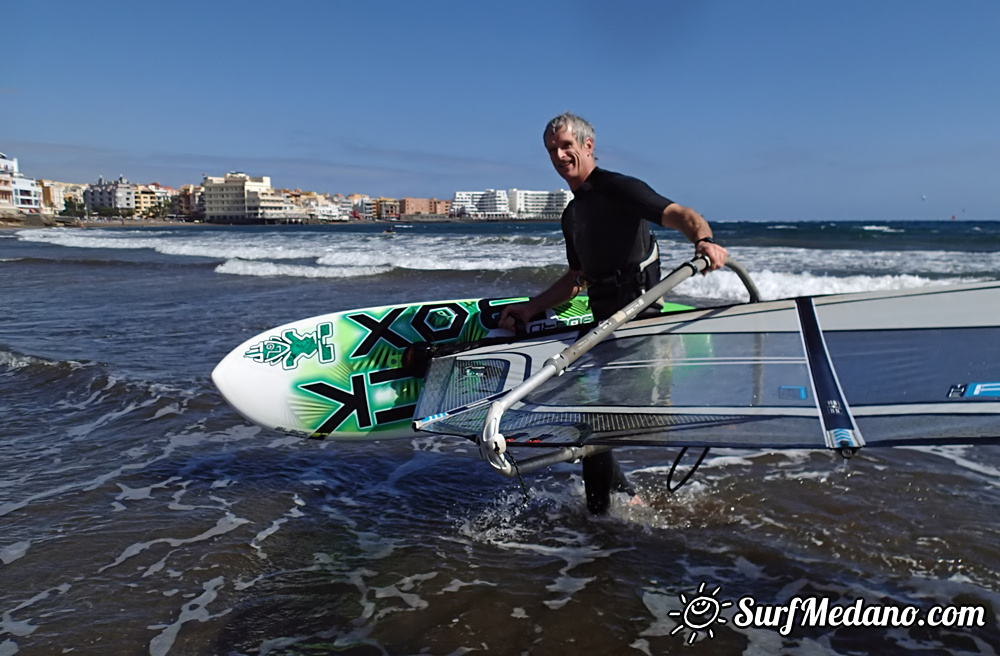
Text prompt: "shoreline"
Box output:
[[0, 214, 560, 231], [4, 214, 991, 232]]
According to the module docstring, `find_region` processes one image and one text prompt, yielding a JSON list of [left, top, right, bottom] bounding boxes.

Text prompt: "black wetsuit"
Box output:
[[561, 167, 674, 515], [562, 167, 673, 320]]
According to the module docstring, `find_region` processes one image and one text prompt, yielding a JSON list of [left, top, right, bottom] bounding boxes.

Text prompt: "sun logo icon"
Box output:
[[669, 581, 733, 644]]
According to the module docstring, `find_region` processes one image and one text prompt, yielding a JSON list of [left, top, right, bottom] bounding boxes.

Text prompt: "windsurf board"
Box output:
[[212, 295, 691, 440]]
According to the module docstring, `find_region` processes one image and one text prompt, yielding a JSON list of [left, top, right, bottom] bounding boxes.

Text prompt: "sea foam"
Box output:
[[675, 269, 972, 303]]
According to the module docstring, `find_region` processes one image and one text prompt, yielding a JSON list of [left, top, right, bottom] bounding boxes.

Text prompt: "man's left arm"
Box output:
[[660, 203, 728, 271]]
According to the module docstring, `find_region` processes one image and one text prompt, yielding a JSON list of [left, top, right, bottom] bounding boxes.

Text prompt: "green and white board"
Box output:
[[212, 295, 691, 440]]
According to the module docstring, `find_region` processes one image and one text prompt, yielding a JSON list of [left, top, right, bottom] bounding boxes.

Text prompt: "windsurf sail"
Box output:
[[413, 277, 1000, 475], [416, 256, 723, 472]]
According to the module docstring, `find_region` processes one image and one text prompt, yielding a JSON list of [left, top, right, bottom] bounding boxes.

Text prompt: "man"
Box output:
[[499, 112, 728, 515]]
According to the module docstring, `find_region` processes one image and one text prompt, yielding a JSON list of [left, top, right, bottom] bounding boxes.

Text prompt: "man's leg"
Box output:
[[582, 450, 636, 515]]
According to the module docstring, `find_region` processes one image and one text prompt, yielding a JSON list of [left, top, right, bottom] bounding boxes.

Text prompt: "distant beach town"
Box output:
[[0, 150, 573, 228]]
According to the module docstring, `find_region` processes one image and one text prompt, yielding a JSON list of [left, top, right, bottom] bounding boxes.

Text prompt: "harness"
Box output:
[[583, 236, 662, 320]]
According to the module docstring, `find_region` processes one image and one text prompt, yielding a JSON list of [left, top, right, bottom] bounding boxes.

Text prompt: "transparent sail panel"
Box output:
[[415, 286, 1000, 451]]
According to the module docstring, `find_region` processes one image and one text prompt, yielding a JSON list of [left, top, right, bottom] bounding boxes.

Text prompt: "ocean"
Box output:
[[1, 219, 999, 655]]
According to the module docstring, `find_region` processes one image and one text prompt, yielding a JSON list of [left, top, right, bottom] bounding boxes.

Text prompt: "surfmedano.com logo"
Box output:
[[670, 582, 987, 643], [669, 582, 732, 644]]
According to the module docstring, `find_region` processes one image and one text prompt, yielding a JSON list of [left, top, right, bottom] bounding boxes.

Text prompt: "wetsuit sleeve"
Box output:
[[608, 175, 674, 223]]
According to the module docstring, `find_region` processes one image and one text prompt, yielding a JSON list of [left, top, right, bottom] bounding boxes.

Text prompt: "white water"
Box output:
[[16, 227, 997, 303]]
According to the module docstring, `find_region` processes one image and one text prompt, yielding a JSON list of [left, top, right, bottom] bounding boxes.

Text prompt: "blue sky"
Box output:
[[6, 1, 999, 220]]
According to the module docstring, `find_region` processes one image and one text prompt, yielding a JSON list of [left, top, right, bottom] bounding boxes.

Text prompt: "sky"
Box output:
[[5, 0, 999, 221]]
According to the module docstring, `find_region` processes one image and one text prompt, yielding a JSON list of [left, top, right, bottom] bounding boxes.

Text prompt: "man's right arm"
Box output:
[[498, 269, 585, 333]]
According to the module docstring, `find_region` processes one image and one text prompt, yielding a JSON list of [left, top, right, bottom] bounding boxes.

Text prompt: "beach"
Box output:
[[1, 220, 999, 655]]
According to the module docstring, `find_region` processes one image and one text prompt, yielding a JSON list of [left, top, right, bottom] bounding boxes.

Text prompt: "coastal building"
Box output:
[[84, 175, 137, 214], [350, 195, 374, 220], [14, 177, 42, 213], [399, 197, 430, 215], [256, 187, 295, 221], [37, 180, 67, 213], [0, 153, 14, 177], [37, 180, 86, 214], [430, 198, 452, 215], [0, 178, 12, 209], [300, 191, 345, 221], [175, 185, 203, 219], [0, 153, 42, 214], [374, 197, 399, 220], [449, 188, 570, 220], [134, 183, 175, 218], [307, 203, 343, 221], [331, 193, 353, 218], [450, 189, 511, 220], [0, 154, 15, 209], [508, 188, 573, 219], [399, 197, 451, 219], [135, 186, 157, 216], [202, 172, 294, 223]]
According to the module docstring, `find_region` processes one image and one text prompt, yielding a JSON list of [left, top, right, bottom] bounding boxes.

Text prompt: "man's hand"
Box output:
[[497, 269, 583, 334], [498, 303, 536, 333], [696, 240, 728, 272]]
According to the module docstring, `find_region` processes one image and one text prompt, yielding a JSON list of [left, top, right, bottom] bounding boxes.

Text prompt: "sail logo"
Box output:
[[968, 382, 1000, 397], [948, 381, 1000, 398], [244, 323, 335, 370]]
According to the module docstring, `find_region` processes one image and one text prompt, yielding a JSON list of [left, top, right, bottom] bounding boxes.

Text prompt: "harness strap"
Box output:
[[584, 238, 660, 291]]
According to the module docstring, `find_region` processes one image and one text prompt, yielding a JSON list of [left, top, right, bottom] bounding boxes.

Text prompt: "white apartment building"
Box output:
[[14, 177, 42, 213], [0, 153, 15, 177], [202, 172, 279, 223], [304, 202, 343, 221], [353, 196, 374, 220], [508, 188, 573, 218], [300, 194, 345, 221], [450, 189, 511, 220], [0, 152, 42, 213], [84, 175, 136, 213], [451, 188, 572, 220], [331, 194, 352, 219]]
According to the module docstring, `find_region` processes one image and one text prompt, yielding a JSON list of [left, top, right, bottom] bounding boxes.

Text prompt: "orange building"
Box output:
[[430, 198, 451, 214], [399, 197, 431, 215]]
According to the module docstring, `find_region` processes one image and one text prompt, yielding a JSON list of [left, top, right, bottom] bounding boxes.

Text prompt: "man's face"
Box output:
[[544, 126, 594, 188]]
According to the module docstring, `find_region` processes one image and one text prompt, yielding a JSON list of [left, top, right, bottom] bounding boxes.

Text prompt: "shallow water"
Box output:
[[1, 221, 998, 654]]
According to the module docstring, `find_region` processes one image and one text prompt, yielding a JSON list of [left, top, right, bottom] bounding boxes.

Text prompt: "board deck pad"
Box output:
[[213, 296, 690, 440]]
